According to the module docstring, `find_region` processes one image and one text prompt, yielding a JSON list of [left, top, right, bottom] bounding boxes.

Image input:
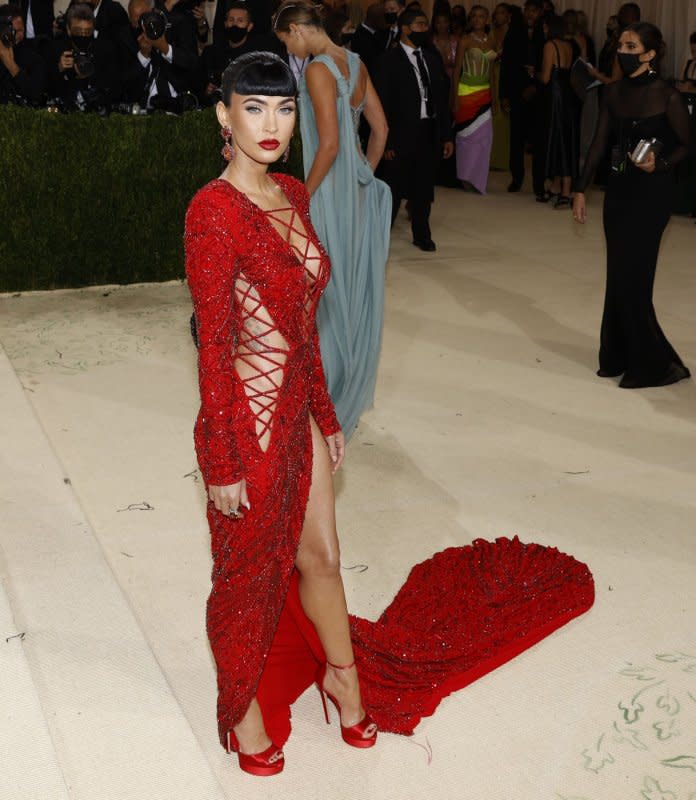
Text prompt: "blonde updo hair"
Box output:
[[272, 0, 325, 33]]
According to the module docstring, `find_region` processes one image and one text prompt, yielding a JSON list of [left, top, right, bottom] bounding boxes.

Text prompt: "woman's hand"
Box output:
[[325, 431, 346, 473], [208, 479, 249, 518], [630, 150, 656, 174], [572, 192, 586, 224]]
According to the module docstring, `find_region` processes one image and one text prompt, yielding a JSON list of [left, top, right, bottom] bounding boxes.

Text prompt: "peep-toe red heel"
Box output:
[[225, 730, 284, 776], [316, 660, 378, 748]]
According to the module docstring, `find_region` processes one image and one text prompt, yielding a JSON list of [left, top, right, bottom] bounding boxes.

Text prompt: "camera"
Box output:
[[73, 47, 96, 78], [0, 14, 15, 47], [140, 9, 167, 40]]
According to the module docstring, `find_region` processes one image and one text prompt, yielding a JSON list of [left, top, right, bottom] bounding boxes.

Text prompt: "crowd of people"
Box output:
[[1, 0, 694, 202]]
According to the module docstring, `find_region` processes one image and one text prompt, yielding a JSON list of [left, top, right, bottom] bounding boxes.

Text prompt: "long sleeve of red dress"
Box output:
[[185, 189, 245, 486], [309, 317, 340, 435]]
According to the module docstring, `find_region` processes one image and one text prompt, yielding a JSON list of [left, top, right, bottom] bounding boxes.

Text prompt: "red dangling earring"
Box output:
[[282, 145, 290, 163], [220, 126, 235, 162]]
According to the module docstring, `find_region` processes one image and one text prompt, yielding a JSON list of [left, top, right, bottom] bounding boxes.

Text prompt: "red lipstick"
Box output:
[[259, 139, 280, 150]]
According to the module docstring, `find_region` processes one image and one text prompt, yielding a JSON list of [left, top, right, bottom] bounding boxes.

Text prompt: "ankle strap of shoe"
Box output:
[[327, 659, 356, 670]]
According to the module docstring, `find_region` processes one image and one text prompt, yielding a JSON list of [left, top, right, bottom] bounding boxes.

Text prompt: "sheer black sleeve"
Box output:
[[656, 88, 691, 171], [572, 85, 614, 193]]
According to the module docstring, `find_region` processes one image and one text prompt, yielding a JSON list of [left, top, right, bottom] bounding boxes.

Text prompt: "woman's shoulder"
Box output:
[[306, 54, 340, 78], [185, 179, 239, 232]]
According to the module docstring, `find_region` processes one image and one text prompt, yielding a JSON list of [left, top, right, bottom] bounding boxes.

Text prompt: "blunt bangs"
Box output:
[[221, 52, 297, 104]]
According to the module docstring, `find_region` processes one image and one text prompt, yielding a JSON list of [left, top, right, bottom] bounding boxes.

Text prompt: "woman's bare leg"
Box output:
[[232, 698, 271, 754], [294, 415, 367, 729], [232, 416, 365, 752]]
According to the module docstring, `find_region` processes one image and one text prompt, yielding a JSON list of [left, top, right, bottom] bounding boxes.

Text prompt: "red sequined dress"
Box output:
[[185, 174, 595, 750]]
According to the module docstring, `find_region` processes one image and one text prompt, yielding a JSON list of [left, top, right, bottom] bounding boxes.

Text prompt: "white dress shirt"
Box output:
[[93, 0, 101, 36], [25, 0, 35, 38], [400, 41, 430, 120], [138, 44, 176, 106]]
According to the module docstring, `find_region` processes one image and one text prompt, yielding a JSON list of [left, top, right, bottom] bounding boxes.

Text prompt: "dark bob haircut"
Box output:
[[221, 51, 296, 105]]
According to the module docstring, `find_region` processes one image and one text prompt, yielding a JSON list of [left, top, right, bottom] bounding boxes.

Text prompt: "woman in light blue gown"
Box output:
[[274, 1, 392, 438]]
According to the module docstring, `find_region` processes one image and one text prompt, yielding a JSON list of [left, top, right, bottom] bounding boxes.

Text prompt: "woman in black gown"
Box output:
[[572, 23, 691, 389], [540, 14, 580, 208]]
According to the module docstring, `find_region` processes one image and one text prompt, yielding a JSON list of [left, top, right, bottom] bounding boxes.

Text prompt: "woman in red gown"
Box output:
[[186, 51, 595, 778], [185, 52, 377, 776]]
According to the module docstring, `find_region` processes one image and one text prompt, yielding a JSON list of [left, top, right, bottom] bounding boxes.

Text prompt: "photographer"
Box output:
[[48, 3, 120, 110], [116, 0, 198, 110], [198, 0, 262, 105], [0, 4, 45, 104]]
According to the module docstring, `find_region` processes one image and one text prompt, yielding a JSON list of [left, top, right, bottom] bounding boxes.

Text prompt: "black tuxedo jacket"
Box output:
[[95, 0, 129, 42], [374, 43, 451, 158], [350, 24, 381, 76], [115, 18, 198, 104], [20, 0, 53, 38]]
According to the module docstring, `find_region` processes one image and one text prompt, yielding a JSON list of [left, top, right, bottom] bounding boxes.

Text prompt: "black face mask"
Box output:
[[227, 25, 247, 44], [384, 11, 398, 25], [71, 34, 93, 50], [617, 51, 644, 77], [408, 30, 429, 48]]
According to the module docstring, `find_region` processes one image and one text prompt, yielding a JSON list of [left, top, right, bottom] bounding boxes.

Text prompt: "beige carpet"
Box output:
[[1, 172, 695, 800]]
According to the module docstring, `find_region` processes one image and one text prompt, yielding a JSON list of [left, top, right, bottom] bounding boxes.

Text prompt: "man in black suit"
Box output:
[[48, 2, 120, 108], [350, 3, 385, 77], [374, 7, 453, 252], [198, 0, 271, 105], [499, 0, 545, 196], [0, 3, 45, 103], [213, 0, 271, 43], [382, 0, 403, 51], [116, 0, 198, 109]]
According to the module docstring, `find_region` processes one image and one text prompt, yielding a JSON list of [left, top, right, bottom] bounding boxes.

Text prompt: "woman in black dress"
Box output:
[[539, 14, 580, 208], [572, 23, 691, 389]]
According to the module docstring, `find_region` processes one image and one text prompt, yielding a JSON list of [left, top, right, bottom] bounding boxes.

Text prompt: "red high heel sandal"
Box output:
[[225, 730, 284, 777], [316, 660, 378, 748]]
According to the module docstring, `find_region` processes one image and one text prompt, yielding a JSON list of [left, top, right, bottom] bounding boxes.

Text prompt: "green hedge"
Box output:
[[0, 105, 303, 292]]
